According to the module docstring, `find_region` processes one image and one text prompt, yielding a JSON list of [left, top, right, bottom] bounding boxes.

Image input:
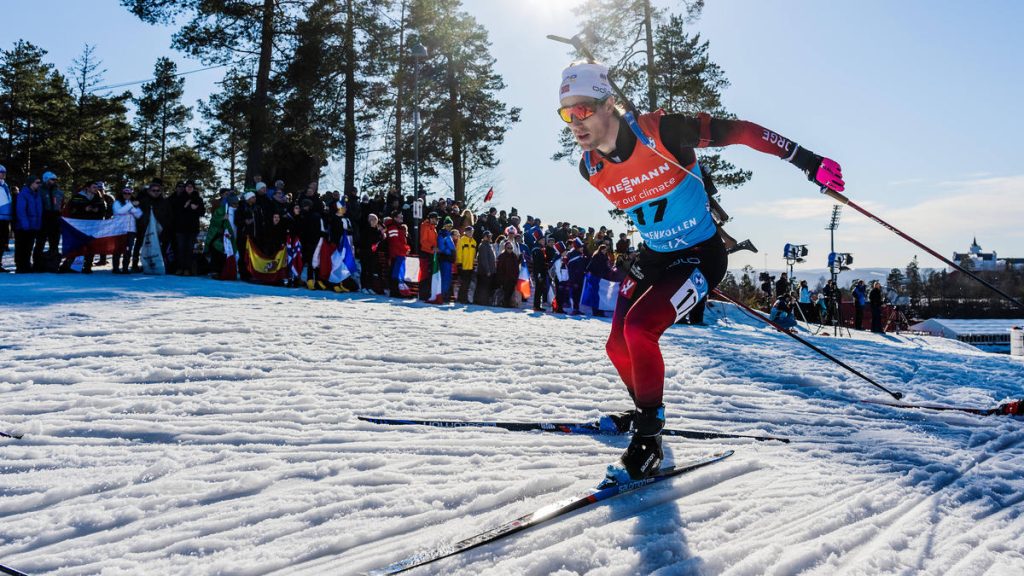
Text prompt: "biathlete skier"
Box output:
[[558, 62, 845, 482]]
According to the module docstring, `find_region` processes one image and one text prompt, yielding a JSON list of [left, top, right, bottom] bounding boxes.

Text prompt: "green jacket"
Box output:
[[204, 204, 236, 255]]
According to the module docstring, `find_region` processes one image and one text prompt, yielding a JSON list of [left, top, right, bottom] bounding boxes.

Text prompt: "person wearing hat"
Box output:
[[204, 192, 240, 279], [13, 175, 45, 272], [558, 60, 846, 483], [530, 236, 554, 311], [456, 225, 477, 304], [131, 178, 171, 273], [417, 211, 439, 300], [433, 216, 456, 303], [384, 211, 409, 296], [171, 180, 204, 275], [91, 182, 115, 267], [0, 165, 11, 271], [38, 171, 65, 261], [111, 186, 143, 274], [474, 230, 496, 306]]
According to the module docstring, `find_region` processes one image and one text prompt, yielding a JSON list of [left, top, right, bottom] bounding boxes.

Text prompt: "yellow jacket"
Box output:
[[457, 236, 477, 270]]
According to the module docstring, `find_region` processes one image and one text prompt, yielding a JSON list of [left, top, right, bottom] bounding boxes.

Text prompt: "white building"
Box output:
[[952, 238, 1024, 271], [910, 318, 1024, 353]]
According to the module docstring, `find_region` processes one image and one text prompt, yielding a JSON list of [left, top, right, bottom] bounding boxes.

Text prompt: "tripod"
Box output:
[[785, 259, 813, 330], [884, 305, 910, 333], [824, 271, 851, 338]]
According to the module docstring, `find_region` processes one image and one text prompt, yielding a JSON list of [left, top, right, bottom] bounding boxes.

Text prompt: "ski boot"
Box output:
[[600, 405, 665, 487], [727, 239, 758, 255], [597, 410, 635, 434]]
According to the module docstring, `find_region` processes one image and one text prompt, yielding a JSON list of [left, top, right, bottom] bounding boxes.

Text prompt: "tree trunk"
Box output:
[[447, 58, 464, 205], [343, 0, 357, 195], [229, 126, 237, 189], [392, 0, 408, 196], [244, 0, 275, 186], [643, 0, 657, 112], [159, 109, 168, 179]]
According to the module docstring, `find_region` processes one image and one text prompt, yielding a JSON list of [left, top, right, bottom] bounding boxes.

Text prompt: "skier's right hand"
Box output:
[[811, 156, 845, 193]]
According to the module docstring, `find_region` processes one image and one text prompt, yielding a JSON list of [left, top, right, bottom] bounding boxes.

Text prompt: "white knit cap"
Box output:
[[559, 62, 612, 102]]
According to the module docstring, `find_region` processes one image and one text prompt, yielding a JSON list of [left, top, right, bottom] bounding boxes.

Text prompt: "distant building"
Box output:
[[910, 318, 1024, 354], [952, 238, 1024, 271]]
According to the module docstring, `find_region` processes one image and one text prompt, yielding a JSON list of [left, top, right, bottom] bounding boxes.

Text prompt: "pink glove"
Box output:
[[814, 157, 845, 192]]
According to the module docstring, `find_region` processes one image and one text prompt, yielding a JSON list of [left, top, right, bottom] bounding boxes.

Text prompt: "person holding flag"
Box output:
[[558, 61, 844, 483]]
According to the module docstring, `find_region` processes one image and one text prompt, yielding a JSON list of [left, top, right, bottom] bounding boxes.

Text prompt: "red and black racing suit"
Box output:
[[579, 111, 822, 409]]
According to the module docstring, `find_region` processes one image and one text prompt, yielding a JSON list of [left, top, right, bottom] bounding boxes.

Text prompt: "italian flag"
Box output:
[[429, 253, 443, 304]]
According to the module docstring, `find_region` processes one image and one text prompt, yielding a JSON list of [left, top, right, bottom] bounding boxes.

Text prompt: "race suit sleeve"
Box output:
[[659, 113, 824, 175]]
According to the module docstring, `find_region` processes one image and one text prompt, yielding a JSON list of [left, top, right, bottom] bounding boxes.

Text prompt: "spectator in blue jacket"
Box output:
[[39, 171, 64, 257], [436, 216, 456, 301], [769, 294, 798, 330], [14, 176, 44, 273], [565, 239, 589, 314], [584, 243, 612, 317], [852, 279, 867, 330], [0, 165, 11, 271]]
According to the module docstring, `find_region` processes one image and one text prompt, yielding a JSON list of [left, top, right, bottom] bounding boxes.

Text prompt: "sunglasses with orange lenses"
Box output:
[[557, 97, 609, 123]]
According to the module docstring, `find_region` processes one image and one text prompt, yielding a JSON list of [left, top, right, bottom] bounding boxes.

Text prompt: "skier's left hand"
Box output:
[[812, 157, 845, 193]]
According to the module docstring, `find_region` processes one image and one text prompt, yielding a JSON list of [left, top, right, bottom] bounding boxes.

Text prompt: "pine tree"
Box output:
[[886, 267, 905, 290], [0, 41, 75, 183], [67, 44, 135, 186], [407, 0, 520, 205], [123, 0, 281, 185], [198, 69, 251, 189], [135, 57, 191, 181], [905, 256, 924, 307]]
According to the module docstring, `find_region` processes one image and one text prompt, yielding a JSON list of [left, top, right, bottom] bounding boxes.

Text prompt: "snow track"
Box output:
[[1, 274, 1022, 575]]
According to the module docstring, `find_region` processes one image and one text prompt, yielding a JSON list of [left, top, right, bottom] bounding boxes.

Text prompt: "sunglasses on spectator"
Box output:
[[557, 96, 609, 123]]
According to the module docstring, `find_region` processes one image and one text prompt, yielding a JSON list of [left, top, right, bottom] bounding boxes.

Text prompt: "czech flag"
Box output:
[[484, 187, 495, 203], [60, 217, 133, 258], [246, 240, 288, 284]]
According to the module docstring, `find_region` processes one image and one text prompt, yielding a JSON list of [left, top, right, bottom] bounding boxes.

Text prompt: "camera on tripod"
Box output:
[[758, 271, 775, 283]]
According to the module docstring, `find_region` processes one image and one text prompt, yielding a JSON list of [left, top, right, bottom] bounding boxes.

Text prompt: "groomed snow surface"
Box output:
[[1, 273, 1023, 576]]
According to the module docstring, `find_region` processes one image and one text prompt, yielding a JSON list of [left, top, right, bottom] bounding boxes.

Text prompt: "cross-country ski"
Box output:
[[368, 451, 734, 575], [358, 415, 791, 442]]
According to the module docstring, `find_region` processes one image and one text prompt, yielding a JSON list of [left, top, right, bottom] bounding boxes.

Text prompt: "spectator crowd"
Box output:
[[760, 271, 887, 333], [1, 170, 639, 317]]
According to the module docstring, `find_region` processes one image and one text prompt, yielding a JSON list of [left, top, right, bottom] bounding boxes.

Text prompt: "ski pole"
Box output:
[[712, 289, 904, 400], [0, 563, 29, 576], [821, 188, 1024, 311]]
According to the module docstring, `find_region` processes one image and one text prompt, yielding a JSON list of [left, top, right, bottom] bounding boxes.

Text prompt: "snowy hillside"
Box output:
[[1, 274, 1023, 576]]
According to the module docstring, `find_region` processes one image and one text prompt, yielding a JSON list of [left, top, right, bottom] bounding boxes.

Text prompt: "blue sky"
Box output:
[[7, 0, 1024, 270]]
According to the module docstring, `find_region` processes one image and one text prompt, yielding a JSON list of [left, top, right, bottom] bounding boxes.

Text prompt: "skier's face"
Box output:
[[560, 95, 616, 151]]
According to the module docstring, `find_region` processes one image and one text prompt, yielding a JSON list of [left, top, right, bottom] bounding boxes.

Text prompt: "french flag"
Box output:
[[517, 263, 531, 300], [60, 217, 134, 258]]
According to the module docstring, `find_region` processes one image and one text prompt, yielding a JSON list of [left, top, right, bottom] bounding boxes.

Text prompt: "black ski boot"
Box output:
[[620, 405, 665, 480], [598, 410, 635, 433], [727, 239, 758, 254]]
